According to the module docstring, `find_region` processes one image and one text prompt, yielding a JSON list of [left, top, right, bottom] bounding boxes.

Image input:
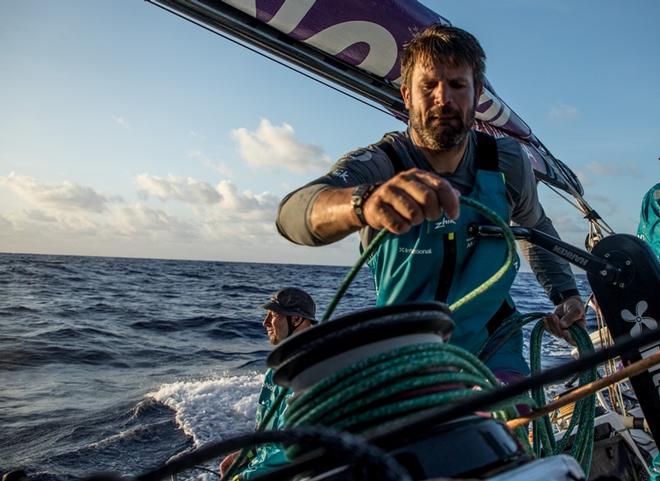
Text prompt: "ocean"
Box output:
[[0, 253, 593, 480]]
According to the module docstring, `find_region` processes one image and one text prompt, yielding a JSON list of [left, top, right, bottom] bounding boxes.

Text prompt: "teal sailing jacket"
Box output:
[[637, 183, 660, 261], [367, 133, 528, 374], [239, 368, 289, 480]]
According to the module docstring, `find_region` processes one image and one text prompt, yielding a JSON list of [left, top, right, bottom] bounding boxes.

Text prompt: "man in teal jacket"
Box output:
[[277, 25, 585, 378], [220, 288, 317, 480], [637, 182, 660, 261]]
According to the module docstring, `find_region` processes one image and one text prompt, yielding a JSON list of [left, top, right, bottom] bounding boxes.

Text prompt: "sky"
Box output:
[[1, 0, 659, 267]]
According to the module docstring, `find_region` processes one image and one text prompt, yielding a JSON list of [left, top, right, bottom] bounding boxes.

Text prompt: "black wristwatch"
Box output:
[[351, 183, 379, 226]]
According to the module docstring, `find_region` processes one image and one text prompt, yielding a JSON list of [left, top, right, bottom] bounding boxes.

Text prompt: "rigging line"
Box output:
[[544, 183, 615, 234], [147, 1, 400, 120]]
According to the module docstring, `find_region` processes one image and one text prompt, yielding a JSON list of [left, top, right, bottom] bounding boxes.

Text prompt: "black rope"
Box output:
[[132, 426, 411, 481]]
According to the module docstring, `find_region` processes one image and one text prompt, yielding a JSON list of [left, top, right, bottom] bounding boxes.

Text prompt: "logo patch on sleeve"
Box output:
[[332, 169, 349, 183], [349, 149, 373, 162]]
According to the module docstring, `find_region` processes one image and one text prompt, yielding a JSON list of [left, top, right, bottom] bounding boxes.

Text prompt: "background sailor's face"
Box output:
[[403, 60, 479, 150], [263, 310, 288, 345]]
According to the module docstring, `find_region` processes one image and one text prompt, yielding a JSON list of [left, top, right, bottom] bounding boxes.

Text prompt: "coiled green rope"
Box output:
[[530, 322, 596, 477], [281, 196, 530, 457], [283, 342, 530, 458], [229, 195, 595, 478]]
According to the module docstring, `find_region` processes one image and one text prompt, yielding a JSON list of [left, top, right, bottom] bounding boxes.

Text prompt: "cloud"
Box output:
[[0, 172, 332, 263], [188, 150, 234, 178], [23, 209, 57, 223], [112, 116, 130, 128], [587, 193, 619, 217], [112, 204, 197, 239], [581, 161, 641, 178], [136, 174, 222, 205], [548, 104, 579, 121], [0, 172, 111, 213], [201, 181, 280, 241], [0, 214, 11, 232], [231, 119, 331, 174]]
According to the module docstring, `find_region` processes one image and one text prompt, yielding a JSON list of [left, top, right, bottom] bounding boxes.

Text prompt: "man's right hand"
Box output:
[[363, 168, 460, 234]]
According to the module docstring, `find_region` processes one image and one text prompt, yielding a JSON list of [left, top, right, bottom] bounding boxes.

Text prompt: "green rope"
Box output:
[[282, 342, 529, 458], [322, 195, 517, 320], [530, 322, 597, 477], [448, 197, 517, 313], [322, 229, 388, 321], [237, 196, 598, 478]]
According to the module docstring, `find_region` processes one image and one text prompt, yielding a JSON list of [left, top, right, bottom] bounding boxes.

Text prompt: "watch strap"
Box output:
[[351, 183, 379, 227]]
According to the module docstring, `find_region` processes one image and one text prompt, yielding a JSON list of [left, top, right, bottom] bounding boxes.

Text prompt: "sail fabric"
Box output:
[[152, 0, 583, 197]]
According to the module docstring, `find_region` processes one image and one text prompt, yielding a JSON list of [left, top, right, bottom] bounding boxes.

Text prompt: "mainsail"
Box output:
[[149, 0, 610, 238]]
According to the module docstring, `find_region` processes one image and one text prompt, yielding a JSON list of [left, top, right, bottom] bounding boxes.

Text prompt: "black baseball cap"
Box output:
[[262, 287, 317, 323]]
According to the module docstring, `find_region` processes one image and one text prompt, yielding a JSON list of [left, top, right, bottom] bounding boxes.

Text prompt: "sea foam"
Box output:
[[149, 372, 263, 447]]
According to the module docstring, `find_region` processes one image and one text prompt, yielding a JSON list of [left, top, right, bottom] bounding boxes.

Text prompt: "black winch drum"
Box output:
[[267, 302, 454, 393], [265, 302, 579, 479]]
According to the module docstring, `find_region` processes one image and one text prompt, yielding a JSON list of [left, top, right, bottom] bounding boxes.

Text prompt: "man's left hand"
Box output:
[[543, 295, 586, 345]]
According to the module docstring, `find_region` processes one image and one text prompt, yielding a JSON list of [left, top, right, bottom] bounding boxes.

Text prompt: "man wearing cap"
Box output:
[[220, 287, 317, 480]]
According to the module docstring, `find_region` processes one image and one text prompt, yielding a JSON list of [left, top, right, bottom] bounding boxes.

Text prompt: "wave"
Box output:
[[221, 284, 269, 294], [147, 373, 263, 447], [0, 344, 123, 369]]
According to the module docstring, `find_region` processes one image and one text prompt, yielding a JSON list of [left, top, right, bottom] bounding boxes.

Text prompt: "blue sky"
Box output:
[[1, 0, 658, 266]]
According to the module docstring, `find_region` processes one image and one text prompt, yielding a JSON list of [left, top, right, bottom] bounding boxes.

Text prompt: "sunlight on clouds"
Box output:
[[231, 119, 331, 174], [0, 172, 111, 213], [200, 181, 281, 241], [136, 174, 222, 205], [112, 204, 197, 239], [0, 172, 352, 264], [215, 180, 278, 218]]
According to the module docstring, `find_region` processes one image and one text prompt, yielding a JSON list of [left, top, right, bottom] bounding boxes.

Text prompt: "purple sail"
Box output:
[[151, 0, 583, 195]]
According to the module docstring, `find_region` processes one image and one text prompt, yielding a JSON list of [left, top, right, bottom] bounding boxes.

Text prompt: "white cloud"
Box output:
[[231, 119, 331, 174], [0, 214, 11, 232], [112, 203, 197, 239], [112, 115, 130, 128], [188, 150, 234, 178], [23, 209, 57, 223], [136, 174, 222, 205], [0, 172, 111, 213], [548, 104, 579, 121], [201, 181, 280, 240], [0, 172, 357, 264]]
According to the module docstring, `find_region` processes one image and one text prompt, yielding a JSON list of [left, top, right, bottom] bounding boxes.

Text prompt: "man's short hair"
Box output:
[[401, 24, 486, 91]]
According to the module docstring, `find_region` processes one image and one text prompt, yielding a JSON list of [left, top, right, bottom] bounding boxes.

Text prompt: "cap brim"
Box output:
[[262, 301, 317, 322]]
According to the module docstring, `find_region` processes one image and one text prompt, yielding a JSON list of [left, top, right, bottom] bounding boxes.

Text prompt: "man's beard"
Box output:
[[409, 104, 474, 151]]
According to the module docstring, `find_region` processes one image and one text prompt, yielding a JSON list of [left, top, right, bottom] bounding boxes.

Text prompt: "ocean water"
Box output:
[[0, 253, 593, 480]]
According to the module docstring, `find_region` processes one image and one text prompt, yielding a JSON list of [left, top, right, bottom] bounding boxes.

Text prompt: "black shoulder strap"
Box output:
[[378, 140, 407, 175], [474, 131, 499, 172], [381, 132, 499, 174]]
